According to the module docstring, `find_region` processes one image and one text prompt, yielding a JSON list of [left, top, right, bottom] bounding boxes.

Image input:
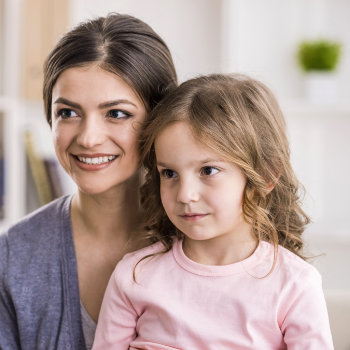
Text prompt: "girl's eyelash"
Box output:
[[159, 169, 177, 179], [200, 166, 220, 176], [158, 167, 220, 179]]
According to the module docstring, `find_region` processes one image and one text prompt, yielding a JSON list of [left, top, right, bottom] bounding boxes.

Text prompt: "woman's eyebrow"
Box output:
[[98, 99, 138, 109], [53, 98, 138, 109], [53, 97, 81, 109]]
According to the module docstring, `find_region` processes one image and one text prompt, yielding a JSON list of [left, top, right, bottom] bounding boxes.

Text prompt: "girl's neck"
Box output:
[[182, 224, 257, 266]]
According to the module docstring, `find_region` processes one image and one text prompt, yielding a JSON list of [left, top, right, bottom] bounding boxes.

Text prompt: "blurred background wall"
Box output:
[[1, 0, 349, 348]]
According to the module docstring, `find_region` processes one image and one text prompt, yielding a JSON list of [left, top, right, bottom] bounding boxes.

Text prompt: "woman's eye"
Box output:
[[160, 169, 177, 179], [57, 108, 78, 119], [201, 166, 219, 176], [108, 109, 131, 119]]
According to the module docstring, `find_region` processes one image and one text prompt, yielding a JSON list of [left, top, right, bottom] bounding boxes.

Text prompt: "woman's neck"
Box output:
[[70, 173, 144, 322], [71, 173, 142, 242]]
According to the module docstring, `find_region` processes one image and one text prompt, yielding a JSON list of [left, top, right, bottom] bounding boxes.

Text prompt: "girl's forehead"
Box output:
[[155, 120, 192, 140], [155, 119, 212, 146], [155, 121, 215, 154]]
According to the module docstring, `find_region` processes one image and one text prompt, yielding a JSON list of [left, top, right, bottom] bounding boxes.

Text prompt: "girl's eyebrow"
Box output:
[[156, 161, 168, 168], [156, 158, 223, 168], [200, 158, 223, 164], [53, 97, 137, 109]]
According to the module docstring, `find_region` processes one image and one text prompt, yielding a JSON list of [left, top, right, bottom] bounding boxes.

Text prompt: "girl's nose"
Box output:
[[76, 116, 107, 148], [176, 178, 199, 204]]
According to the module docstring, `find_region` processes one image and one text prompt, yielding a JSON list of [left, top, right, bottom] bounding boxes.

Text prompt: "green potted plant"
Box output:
[[297, 39, 342, 103]]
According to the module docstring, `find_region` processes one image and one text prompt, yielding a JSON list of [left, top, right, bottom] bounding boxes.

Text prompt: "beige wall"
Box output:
[[70, 0, 223, 83]]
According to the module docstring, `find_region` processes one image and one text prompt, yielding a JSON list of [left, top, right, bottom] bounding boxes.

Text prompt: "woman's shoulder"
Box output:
[[0, 195, 72, 254]]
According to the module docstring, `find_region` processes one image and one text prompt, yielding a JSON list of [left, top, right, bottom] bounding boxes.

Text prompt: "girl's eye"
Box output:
[[107, 109, 131, 119], [200, 166, 219, 176], [57, 108, 78, 119], [160, 169, 177, 179]]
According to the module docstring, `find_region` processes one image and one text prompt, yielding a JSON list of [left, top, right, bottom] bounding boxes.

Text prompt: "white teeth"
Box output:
[[77, 155, 117, 165]]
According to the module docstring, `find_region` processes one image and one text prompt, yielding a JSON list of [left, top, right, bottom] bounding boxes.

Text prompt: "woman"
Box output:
[[0, 13, 177, 350]]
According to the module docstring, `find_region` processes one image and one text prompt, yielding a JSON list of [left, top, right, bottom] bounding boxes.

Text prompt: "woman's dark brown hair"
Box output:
[[43, 13, 178, 125]]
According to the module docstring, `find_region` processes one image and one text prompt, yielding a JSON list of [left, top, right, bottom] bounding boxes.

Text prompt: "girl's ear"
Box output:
[[266, 173, 280, 194], [266, 182, 275, 193]]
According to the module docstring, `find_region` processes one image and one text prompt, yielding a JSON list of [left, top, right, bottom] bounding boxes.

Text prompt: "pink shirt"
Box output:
[[93, 239, 333, 349]]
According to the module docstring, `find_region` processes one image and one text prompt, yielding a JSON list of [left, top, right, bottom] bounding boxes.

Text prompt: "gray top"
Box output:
[[80, 301, 97, 349], [0, 195, 86, 350]]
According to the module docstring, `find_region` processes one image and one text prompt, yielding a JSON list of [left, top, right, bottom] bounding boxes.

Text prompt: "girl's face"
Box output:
[[155, 121, 252, 247], [51, 64, 146, 195]]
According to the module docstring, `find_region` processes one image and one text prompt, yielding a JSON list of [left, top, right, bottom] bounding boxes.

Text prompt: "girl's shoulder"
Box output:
[[112, 240, 174, 287], [260, 241, 321, 281], [120, 240, 168, 266]]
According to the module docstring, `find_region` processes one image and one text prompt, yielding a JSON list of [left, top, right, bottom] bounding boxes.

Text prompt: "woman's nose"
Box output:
[[76, 116, 107, 148], [176, 177, 200, 204]]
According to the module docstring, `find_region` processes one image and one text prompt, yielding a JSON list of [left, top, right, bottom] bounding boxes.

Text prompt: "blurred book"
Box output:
[[44, 158, 62, 199], [24, 130, 54, 207], [0, 145, 4, 219], [0, 110, 4, 220], [24, 130, 75, 213]]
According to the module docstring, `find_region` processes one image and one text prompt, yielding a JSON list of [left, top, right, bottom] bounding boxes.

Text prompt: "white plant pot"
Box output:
[[304, 72, 338, 104]]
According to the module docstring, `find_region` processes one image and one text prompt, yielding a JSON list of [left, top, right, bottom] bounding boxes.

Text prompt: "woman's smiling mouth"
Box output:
[[72, 153, 119, 170], [76, 155, 117, 165]]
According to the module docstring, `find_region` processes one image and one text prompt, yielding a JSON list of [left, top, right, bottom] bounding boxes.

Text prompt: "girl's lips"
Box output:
[[72, 153, 118, 171], [180, 213, 208, 221]]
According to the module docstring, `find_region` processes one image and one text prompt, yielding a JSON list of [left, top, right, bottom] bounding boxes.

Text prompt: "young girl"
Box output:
[[93, 74, 334, 349]]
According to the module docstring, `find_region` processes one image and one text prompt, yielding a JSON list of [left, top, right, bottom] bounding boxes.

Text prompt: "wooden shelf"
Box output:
[[0, 0, 69, 231]]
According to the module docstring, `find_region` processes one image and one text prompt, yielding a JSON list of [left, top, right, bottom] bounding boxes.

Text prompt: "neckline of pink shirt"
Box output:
[[172, 238, 271, 277]]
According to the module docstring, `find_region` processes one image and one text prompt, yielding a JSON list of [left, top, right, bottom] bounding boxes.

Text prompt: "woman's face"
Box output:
[[51, 64, 147, 195]]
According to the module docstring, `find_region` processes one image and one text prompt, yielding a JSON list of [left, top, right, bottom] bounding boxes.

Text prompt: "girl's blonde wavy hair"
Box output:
[[139, 73, 310, 270]]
